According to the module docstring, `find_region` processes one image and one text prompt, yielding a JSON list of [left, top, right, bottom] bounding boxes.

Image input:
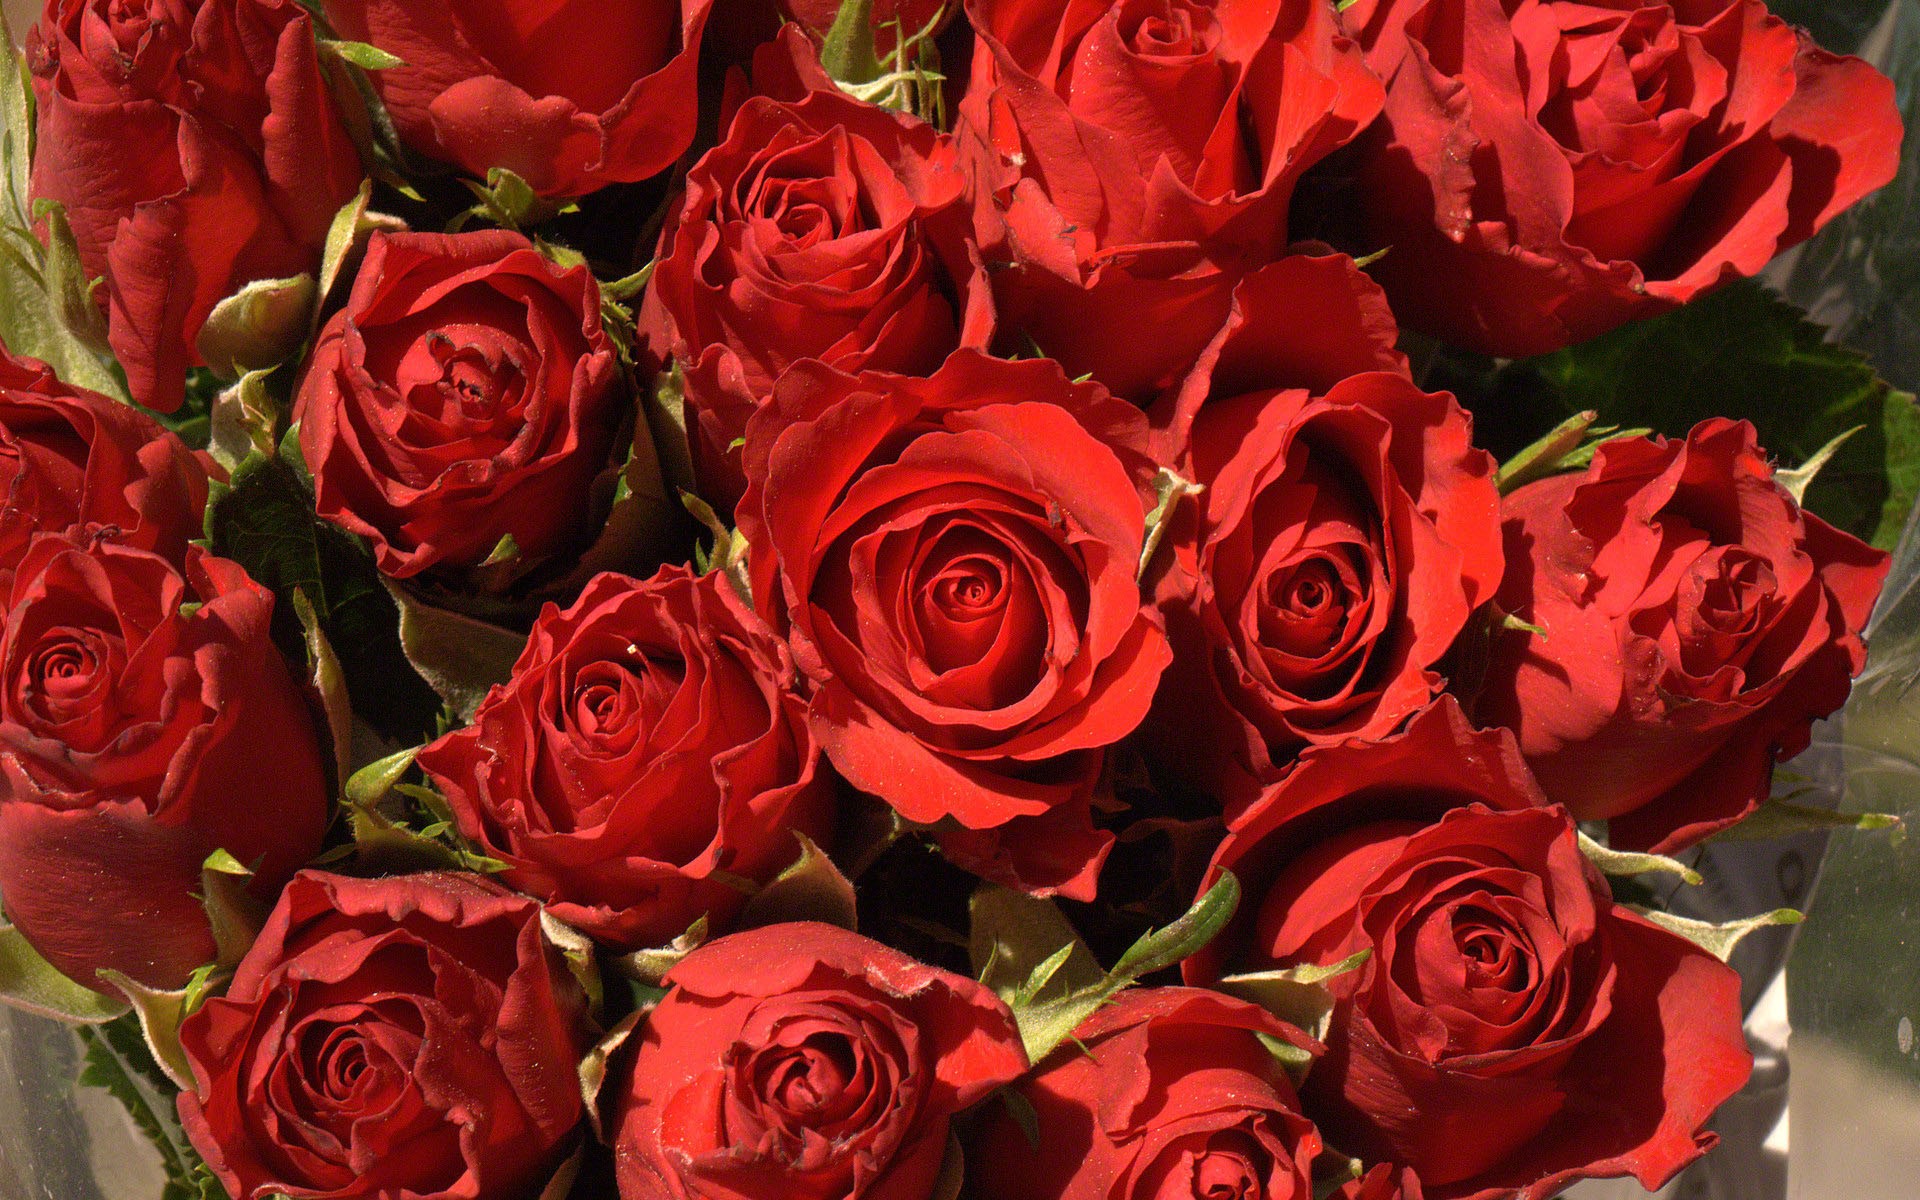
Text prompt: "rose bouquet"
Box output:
[[0, 0, 1910, 1198]]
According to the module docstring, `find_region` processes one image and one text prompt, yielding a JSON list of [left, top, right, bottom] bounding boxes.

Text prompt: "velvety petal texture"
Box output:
[[613, 922, 1029, 1200], [737, 351, 1173, 899], [638, 34, 994, 512], [1143, 257, 1501, 807], [416, 565, 836, 949], [295, 230, 631, 589], [957, 0, 1383, 399], [1191, 701, 1752, 1200], [1475, 419, 1887, 851], [0, 534, 327, 992], [321, 0, 712, 197], [177, 871, 594, 1200], [0, 341, 207, 593], [1335, 0, 1904, 354], [26, 0, 361, 411], [972, 988, 1324, 1200]]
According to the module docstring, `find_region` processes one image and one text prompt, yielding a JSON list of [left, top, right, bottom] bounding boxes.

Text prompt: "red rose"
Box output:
[[957, 0, 1381, 399], [612, 921, 1029, 1200], [0, 534, 328, 992], [1335, 0, 1904, 355], [322, 0, 712, 198], [178, 871, 593, 1200], [296, 229, 632, 587], [1144, 257, 1501, 806], [972, 988, 1323, 1200], [416, 565, 836, 950], [0, 342, 207, 591], [639, 39, 993, 513], [1192, 701, 1752, 1200], [1475, 419, 1886, 851], [737, 352, 1173, 899], [26, 0, 361, 412]]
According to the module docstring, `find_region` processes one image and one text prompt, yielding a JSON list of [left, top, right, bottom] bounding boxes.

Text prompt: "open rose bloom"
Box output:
[[0, 0, 1912, 1198]]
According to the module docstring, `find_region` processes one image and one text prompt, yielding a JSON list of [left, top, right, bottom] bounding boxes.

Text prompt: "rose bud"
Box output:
[[26, 0, 361, 412], [177, 871, 594, 1200], [956, 0, 1383, 400], [295, 229, 637, 593], [0, 341, 207, 591], [321, 0, 712, 198], [1143, 257, 1502, 810], [971, 988, 1324, 1200], [612, 922, 1028, 1200], [1189, 700, 1753, 1200], [1333, 0, 1904, 356], [415, 565, 836, 951], [0, 533, 328, 992], [638, 35, 992, 513], [1476, 419, 1887, 851], [736, 352, 1174, 899]]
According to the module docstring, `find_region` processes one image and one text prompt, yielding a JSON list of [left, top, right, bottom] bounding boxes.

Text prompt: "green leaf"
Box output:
[[608, 916, 710, 986], [645, 361, 700, 501], [1633, 906, 1803, 961], [1010, 943, 1079, 1007], [1712, 798, 1903, 843], [343, 790, 509, 876], [998, 1090, 1042, 1149], [578, 1008, 648, 1142], [76, 1016, 194, 1185], [315, 180, 406, 324], [345, 745, 420, 808], [1111, 872, 1240, 980], [603, 262, 654, 302], [1527, 281, 1920, 549], [0, 923, 129, 1024], [1577, 831, 1703, 886], [1496, 411, 1598, 493], [93, 970, 197, 1090], [207, 368, 282, 476], [820, 0, 884, 85], [1498, 610, 1548, 638], [0, 197, 129, 399], [383, 578, 527, 722], [680, 489, 753, 606], [1256, 1030, 1317, 1087], [202, 849, 252, 878], [738, 834, 859, 932], [968, 884, 1105, 1007], [1777, 425, 1864, 505], [325, 39, 405, 70], [1010, 874, 1240, 1065], [460, 166, 569, 232], [1139, 467, 1202, 579], [206, 448, 439, 739], [200, 849, 266, 970], [1, 6, 31, 219], [195, 273, 316, 380], [1215, 949, 1371, 1046], [540, 911, 605, 1022], [291, 587, 354, 785], [480, 532, 521, 567], [0, 26, 117, 399]]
